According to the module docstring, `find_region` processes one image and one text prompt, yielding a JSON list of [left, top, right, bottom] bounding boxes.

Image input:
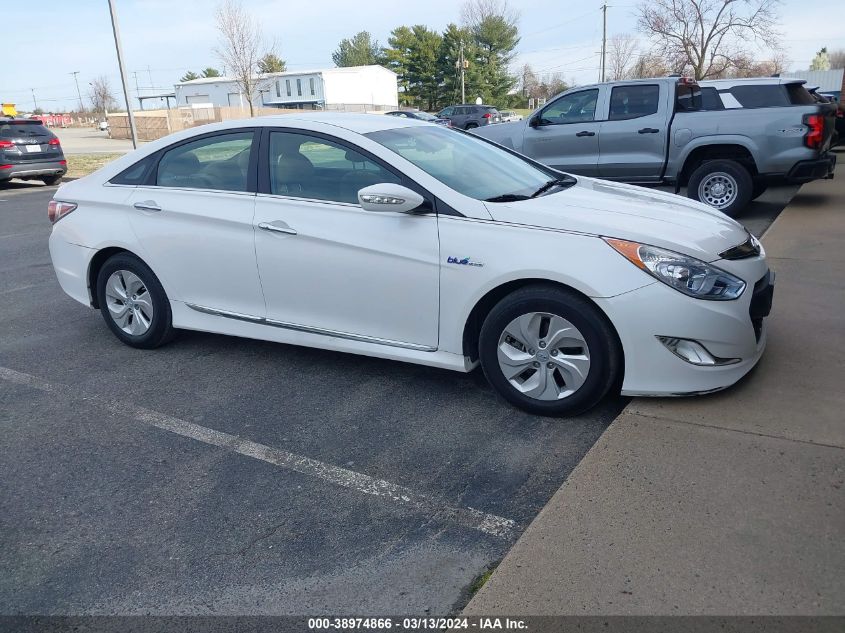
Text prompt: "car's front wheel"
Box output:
[[478, 285, 621, 416], [96, 253, 175, 349], [465, 122, 478, 130]]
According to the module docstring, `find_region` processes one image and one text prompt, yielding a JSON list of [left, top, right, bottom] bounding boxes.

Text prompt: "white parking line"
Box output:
[[0, 366, 519, 540]]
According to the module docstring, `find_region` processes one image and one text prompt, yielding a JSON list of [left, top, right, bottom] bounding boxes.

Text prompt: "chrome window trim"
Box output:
[[185, 303, 437, 352]]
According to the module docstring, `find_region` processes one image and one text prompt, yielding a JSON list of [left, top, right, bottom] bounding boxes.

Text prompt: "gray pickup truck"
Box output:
[[474, 77, 837, 215]]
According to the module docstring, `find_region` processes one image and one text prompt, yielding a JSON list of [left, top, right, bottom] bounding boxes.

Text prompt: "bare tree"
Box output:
[[829, 49, 845, 70], [214, 0, 263, 116], [729, 51, 788, 77], [629, 52, 673, 78], [88, 75, 117, 118], [608, 34, 640, 80], [460, 0, 519, 27], [637, 0, 781, 80]]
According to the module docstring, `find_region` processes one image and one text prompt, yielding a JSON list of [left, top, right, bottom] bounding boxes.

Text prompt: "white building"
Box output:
[[174, 65, 399, 111]]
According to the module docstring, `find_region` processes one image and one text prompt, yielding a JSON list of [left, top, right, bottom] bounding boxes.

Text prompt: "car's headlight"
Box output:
[[604, 238, 746, 300]]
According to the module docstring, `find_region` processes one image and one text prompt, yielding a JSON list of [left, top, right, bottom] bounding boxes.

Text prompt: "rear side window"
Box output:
[[0, 122, 50, 137], [609, 85, 660, 120], [156, 132, 254, 192], [699, 87, 725, 110], [785, 83, 816, 105], [110, 154, 156, 185], [727, 85, 789, 108]]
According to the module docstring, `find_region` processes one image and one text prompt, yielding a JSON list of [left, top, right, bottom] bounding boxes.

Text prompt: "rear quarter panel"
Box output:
[[668, 107, 824, 177]]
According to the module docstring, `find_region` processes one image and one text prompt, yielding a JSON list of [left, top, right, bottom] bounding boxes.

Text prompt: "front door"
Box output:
[[253, 129, 440, 349], [521, 88, 603, 176], [598, 83, 667, 181], [126, 130, 265, 317]]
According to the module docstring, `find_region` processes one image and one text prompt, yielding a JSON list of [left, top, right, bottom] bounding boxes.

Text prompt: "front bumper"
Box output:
[[596, 259, 773, 397], [786, 154, 836, 182], [0, 160, 67, 181]]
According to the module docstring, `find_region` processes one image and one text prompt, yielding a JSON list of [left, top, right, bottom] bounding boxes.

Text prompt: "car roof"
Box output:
[[245, 112, 429, 133], [699, 77, 806, 87], [0, 118, 47, 124]]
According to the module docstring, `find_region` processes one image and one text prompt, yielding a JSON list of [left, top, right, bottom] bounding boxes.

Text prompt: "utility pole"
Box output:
[[31, 89, 38, 111], [600, 3, 608, 83], [70, 71, 84, 112], [133, 71, 143, 110], [458, 41, 467, 104], [107, 0, 138, 148]]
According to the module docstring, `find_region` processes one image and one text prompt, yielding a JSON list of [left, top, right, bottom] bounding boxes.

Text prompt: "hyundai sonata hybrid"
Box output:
[[47, 113, 774, 416]]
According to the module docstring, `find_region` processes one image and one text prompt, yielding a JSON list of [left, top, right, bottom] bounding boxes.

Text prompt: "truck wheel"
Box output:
[[687, 160, 753, 217]]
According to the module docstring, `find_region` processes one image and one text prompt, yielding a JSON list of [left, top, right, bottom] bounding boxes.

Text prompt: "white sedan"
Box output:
[[47, 113, 773, 416]]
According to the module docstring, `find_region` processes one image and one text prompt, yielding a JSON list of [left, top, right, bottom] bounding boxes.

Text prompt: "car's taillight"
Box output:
[[48, 200, 77, 224], [482, 112, 492, 119], [0, 139, 14, 149], [803, 113, 824, 149], [0, 165, 12, 170], [48, 138, 60, 146]]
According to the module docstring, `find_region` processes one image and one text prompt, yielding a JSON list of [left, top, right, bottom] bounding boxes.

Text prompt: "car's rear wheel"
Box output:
[[96, 253, 175, 349], [687, 159, 753, 217], [42, 175, 62, 186], [478, 285, 621, 416], [465, 122, 478, 130]]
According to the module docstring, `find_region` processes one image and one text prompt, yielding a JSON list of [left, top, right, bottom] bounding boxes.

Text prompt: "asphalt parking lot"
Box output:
[[0, 181, 798, 615]]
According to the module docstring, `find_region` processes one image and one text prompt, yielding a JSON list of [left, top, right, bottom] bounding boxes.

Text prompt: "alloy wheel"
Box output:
[[104, 270, 154, 336], [496, 312, 591, 401]]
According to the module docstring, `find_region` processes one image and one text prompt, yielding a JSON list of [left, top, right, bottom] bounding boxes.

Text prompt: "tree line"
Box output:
[[332, 0, 521, 110]]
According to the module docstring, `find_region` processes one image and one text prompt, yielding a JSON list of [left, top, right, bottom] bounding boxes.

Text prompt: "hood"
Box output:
[[485, 177, 749, 261]]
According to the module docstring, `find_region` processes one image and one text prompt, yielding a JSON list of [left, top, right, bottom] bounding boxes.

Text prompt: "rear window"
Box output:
[[699, 87, 725, 110], [482, 106, 498, 113], [785, 83, 816, 105], [727, 85, 789, 108], [0, 122, 50, 138]]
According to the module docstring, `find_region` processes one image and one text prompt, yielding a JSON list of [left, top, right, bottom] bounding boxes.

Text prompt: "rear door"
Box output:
[[598, 83, 667, 181], [521, 88, 603, 175], [125, 130, 266, 317]]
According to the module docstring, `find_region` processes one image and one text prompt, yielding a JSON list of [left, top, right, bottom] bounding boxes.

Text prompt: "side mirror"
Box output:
[[358, 183, 425, 214], [529, 115, 541, 128]]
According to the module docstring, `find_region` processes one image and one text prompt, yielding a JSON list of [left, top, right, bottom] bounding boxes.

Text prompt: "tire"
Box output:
[[478, 284, 622, 416], [465, 122, 478, 130], [42, 175, 62, 186], [687, 159, 753, 217], [96, 253, 175, 349], [751, 180, 768, 201]]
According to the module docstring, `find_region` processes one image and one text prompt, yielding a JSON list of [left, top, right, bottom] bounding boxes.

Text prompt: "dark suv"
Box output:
[[0, 118, 67, 186], [436, 104, 501, 129]]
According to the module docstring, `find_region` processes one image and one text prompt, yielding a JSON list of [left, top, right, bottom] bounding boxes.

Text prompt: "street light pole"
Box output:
[[107, 0, 138, 148], [31, 89, 38, 111], [600, 3, 608, 83], [70, 72, 84, 112]]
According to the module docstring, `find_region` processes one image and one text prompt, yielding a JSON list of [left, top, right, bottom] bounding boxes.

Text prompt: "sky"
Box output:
[[1, 0, 843, 112]]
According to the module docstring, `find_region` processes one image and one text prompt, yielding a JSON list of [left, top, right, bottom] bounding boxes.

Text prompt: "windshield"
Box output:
[[366, 125, 560, 201]]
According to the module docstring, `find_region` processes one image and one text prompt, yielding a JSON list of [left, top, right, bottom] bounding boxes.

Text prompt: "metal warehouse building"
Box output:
[[174, 65, 399, 112]]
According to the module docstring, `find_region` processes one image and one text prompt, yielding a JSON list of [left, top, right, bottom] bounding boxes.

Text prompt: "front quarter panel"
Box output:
[[436, 215, 655, 354]]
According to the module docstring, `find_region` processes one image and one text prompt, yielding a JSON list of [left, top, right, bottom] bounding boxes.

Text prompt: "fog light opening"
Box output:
[[656, 336, 740, 366]]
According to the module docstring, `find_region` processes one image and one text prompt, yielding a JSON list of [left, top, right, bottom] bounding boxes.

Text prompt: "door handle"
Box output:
[[638, 127, 659, 134], [575, 130, 596, 137], [258, 221, 297, 236], [133, 201, 161, 212]]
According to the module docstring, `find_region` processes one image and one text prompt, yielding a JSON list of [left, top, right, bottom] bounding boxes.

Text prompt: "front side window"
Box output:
[[439, 107, 453, 117], [156, 132, 253, 192], [268, 131, 401, 204], [609, 85, 660, 120], [367, 125, 559, 201], [540, 89, 599, 125]]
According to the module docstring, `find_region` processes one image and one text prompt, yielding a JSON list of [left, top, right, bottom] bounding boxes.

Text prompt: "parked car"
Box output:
[[385, 110, 451, 126], [47, 113, 773, 416], [436, 104, 501, 129], [499, 110, 523, 122], [474, 76, 837, 216], [0, 118, 66, 186], [98, 121, 109, 132]]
